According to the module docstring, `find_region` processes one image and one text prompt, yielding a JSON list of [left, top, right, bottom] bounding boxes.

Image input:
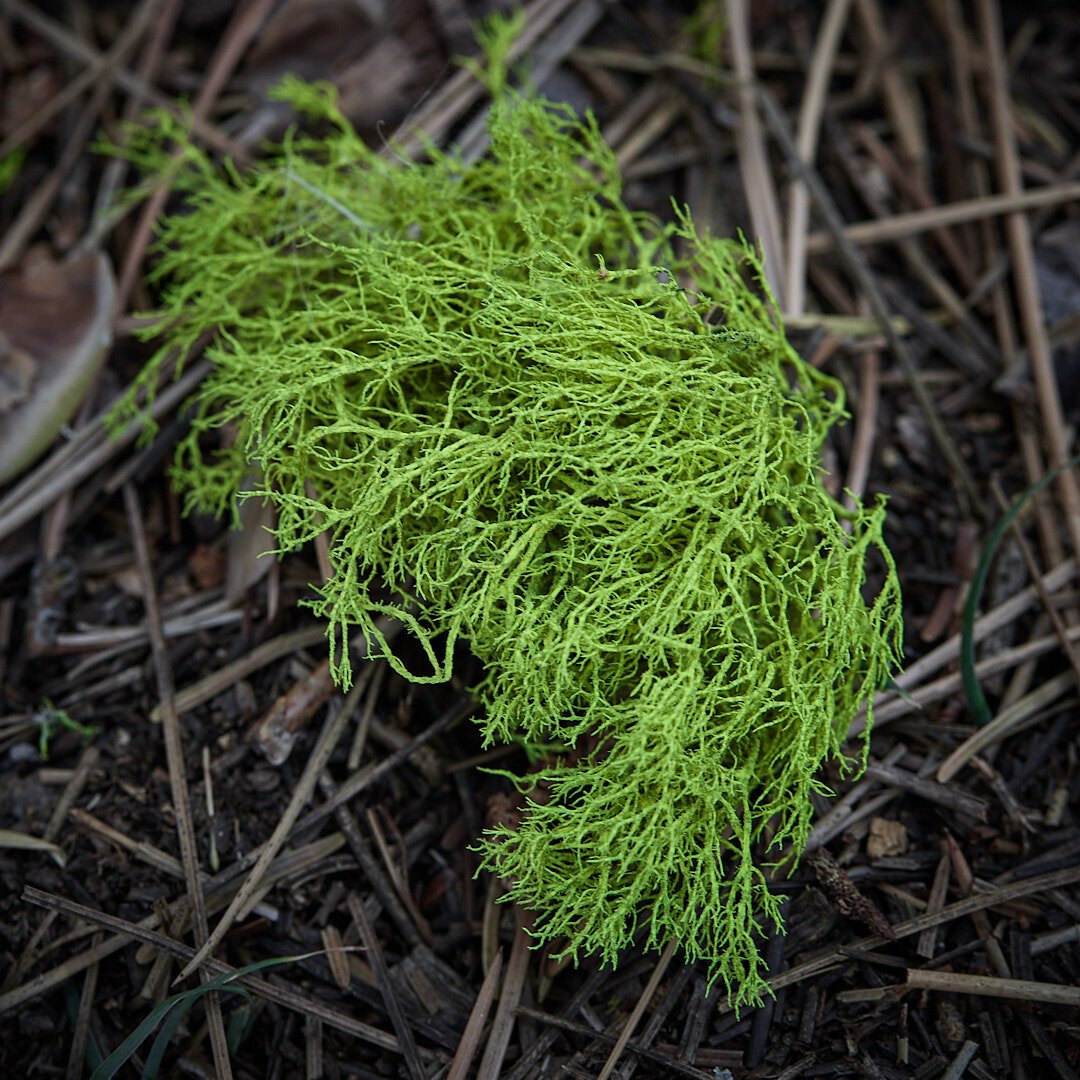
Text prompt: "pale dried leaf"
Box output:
[[0, 249, 115, 484], [0, 827, 66, 867]]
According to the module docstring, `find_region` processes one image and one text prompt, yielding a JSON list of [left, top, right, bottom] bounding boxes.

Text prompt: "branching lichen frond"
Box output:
[[112, 79, 902, 1010]]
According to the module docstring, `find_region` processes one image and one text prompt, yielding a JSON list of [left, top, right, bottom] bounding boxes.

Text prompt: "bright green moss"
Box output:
[[114, 78, 901, 1009]]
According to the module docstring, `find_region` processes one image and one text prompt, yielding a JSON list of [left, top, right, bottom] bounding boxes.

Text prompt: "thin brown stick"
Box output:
[[936, 669, 1076, 783], [152, 624, 329, 723], [45, 606, 241, 657], [945, 831, 1012, 977], [977, 0, 1080, 566], [841, 335, 880, 517], [619, 963, 696, 1080], [915, 847, 952, 959], [1, 909, 58, 994], [123, 483, 232, 1078], [364, 807, 435, 946], [828, 118, 999, 370], [907, 968, 1080, 1007], [727, 0, 785, 301], [969, 754, 1037, 833], [807, 744, 906, 851], [597, 939, 676, 1080], [71, 808, 185, 878], [346, 892, 425, 1080], [43, 745, 99, 844], [804, 181, 1080, 252], [347, 660, 386, 770], [853, 122, 976, 290], [295, 698, 473, 833], [613, 96, 685, 173], [864, 760, 988, 821], [0, 924, 132, 1018], [304, 1016, 323, 1080], [476, 919, 531, 1080], [448, 951, 504, 1080], [0, 1, 143, 165], [64, 933, 102, 1080], [785, 0, 854, 314], [936, 0, 1023, 395], [319, 775, 423, 949], [1017, 420, 1067, 594], [854, 0, 927, 181], [503, 966, 612, 1080], [89, 0, 184, 226]]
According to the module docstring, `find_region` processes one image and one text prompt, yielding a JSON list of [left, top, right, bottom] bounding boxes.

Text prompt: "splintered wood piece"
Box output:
[[806, 847, 895, 940]]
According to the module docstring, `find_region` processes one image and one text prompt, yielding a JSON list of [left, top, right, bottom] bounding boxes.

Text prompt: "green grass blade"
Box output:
[[90, 953, 321, 1080], [142, 985, 251, 1079], [961, 454, 1080, 727], [91, 997, 185, 1080], [226, 1001, 256, 1054]]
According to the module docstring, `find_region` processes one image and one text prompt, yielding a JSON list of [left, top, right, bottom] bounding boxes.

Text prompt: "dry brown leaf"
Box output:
[[867, 816, 909, 859], [0, 248, 114, 484], [224, 492, 277, 603]]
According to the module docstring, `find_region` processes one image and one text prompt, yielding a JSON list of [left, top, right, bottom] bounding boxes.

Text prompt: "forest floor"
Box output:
[[2, 0, 1080, 1077]]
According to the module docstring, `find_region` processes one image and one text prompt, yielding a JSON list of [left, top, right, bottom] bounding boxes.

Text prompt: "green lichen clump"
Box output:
[[118, 79, 901, 1008]]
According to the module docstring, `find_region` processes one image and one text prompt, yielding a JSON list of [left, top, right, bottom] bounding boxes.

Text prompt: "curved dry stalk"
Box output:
[[785, 0, 855, 315], [726, 0, 785, 301]]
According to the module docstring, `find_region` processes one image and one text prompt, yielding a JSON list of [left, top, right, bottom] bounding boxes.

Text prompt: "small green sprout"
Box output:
[[111, 78, 901, 1008], [33, 700, 99, 761], [0, 148, 26, 195]]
